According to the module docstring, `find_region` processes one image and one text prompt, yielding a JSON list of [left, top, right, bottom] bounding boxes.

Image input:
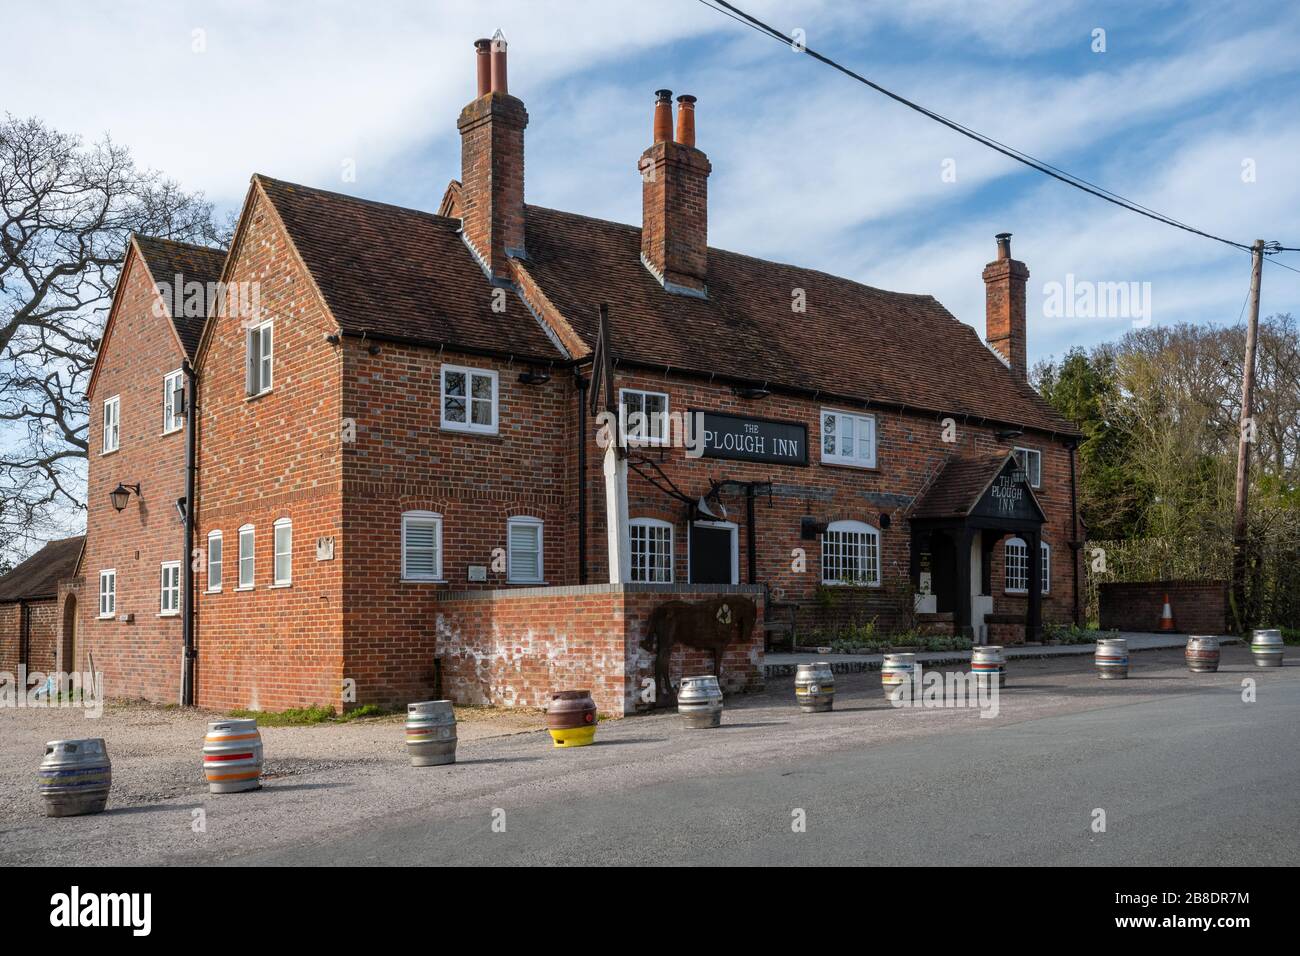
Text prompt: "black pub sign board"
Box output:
[[970, 459, 1045, 523], [694, 410, 808, 466]]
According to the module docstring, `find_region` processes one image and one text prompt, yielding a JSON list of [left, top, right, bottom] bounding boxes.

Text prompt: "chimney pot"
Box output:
[[490, 30, 508, 94], [995, 231, 1012, 260], [675, 94, 697, 148], [474, 39, 492, 97], [653, 90, 673, 144]]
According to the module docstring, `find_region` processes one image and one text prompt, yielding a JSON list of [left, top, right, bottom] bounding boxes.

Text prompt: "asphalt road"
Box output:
[[238, 668, 1300, 867]]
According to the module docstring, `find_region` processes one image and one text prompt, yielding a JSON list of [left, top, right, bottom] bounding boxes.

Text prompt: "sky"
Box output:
[[7, 0, 1299, 359]]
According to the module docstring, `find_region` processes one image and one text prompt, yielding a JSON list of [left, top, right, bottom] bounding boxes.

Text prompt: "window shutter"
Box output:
[[403, 518, 439, 579]]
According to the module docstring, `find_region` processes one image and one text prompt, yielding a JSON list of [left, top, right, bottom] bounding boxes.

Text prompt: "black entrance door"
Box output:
[[689, 524, 733, 584]]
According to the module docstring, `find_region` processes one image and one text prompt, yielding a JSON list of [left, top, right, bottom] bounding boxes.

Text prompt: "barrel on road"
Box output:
[[1095, 638, 1129, 679], [678, 675, 723, 728], [795, 662, 835, 713], [548, 690, 598, 747], [406, 700, 458, 766], [971, 645, 1006, 687], [1184, 636, 1221, 674], [1250, 629, 1284, 668], [203, 718, 263, 793], [882, 653, 916, 698], [38, 738, 111, 817]]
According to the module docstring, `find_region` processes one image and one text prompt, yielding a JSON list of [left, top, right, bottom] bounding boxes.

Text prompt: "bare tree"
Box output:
[[1, 115, 227, 558]]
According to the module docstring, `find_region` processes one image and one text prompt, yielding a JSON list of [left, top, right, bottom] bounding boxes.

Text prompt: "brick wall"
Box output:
[[0, 600, 59, 676], [79, 248, 189, 701], [194, 185, 345, 712], [1098, 581, 1229, 634], [586, 367, 1079, 633], [434, 584, 764, 717]]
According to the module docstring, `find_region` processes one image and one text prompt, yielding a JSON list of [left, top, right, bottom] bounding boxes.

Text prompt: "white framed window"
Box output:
[[619, 389, 669, 447], [160, 561, 181, 615], [102, 396, 120, 453], [207, 531, 223, 592], [630, 518, 674, 583], [821, 519, 881, 586], [820, 408, 876, 469], [273, 518, 292, 586], [401, 511, 443, 582], [1040, 540, 1050, 594], [440, 364, 498, 434], [238, 524, 255, 589], [246, 319, 273, 396], [98, 569, 116, 618], [163, 369, 184, 434], [507, 516, 544, 584], [1005, 537, 1029, 593], [1013, 446, 1042, 488]]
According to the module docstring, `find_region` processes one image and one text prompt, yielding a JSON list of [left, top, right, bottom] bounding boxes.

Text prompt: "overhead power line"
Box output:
[[698, 0, 1297, 260]]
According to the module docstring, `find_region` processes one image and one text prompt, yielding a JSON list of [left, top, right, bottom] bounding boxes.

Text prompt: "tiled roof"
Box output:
[[246, 175, 1078, 436], [0, 536, 83, 603], [132, 236, 227, 358], [911, 454, 1012, 519], [255, 176, 563, 361], [519, 206, 1077, 436]]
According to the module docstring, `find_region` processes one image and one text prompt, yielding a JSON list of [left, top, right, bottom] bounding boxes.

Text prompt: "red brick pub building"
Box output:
[[73, 36, 1082, 716]]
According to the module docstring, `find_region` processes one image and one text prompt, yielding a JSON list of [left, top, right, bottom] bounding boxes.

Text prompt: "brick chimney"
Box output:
[[982, 232, 1029, 378], [457, 32, 527, 282], [639, 91, 711, 297]]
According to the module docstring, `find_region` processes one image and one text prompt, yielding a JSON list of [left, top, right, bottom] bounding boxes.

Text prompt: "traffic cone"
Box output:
[[1158, 593, 1176, 632]]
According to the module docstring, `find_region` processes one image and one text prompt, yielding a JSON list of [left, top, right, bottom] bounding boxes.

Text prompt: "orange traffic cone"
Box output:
[[1158, 593, 1176, 632]]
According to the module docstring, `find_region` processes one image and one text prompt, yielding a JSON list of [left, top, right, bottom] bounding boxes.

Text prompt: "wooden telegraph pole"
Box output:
[[1231, 239, 1265, 629]]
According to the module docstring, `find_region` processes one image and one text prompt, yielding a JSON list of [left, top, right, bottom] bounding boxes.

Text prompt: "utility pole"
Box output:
[[1231, 239, 1265, 629]]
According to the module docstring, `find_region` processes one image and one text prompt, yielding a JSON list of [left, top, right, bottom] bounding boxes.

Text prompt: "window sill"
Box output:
[[819, 580, 882, 588], [439, 422, 499, 437], [100, 448, 119, 457], [234, 586, 255, 592], [508, 580, 546, 586], [819, 458, 878, 471], [98, 613, 115, 620], [401, 579, 446, 585], [270, 582, 292, 589], [160, 428, 183, 438], [205, 588, 222, 595], [245, 389, 273, 403], [158, 612, 180, 618]]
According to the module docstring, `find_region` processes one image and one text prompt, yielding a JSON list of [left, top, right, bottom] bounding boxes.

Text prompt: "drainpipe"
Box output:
[[1069, 440, 1081, 627], [576, 371, 589, 584], [181, 359, 198, 706]]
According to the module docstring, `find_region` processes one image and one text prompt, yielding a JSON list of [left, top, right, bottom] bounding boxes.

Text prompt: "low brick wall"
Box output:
[[434, 584, 765, 717], [1098, 580, 1229, 634], [985, 613, 1026, 646]]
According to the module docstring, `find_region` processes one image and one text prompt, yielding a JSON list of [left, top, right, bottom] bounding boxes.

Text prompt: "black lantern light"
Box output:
[[110, 482, 140, 512]]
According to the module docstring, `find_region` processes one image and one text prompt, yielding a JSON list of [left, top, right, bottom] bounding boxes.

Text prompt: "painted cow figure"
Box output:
[[639, 596, 757, 705]]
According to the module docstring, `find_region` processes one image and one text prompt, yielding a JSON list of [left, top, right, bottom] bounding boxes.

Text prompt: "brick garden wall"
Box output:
[[434, 584, 765, 717], [1098, 581, 1230, 634]]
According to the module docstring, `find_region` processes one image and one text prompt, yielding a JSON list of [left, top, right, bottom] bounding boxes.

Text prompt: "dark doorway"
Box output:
[[929, 531, 958, 614], [689, 523, 735, 584]]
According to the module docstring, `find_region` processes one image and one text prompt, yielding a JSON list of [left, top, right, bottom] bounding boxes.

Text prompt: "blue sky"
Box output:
[[7, 0, 1300, 363]]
